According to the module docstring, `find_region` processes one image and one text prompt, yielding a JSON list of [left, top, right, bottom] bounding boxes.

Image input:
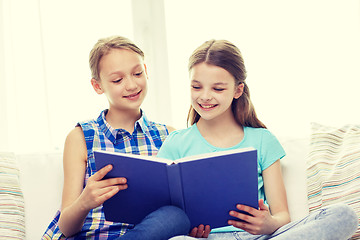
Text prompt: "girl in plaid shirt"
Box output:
[[43, 36, 190, 240]]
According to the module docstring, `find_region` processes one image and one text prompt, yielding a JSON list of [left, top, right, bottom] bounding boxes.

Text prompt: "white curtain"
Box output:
[[0, 0, 135, 153], [1, 0, 360, 153]]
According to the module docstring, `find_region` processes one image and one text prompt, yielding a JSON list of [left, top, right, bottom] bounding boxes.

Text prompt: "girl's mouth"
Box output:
[[124, 90, 141, 100], [199, 103, 217, 110]]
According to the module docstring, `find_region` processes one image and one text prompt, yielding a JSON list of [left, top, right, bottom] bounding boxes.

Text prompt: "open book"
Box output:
[[94, 147, 258, 229]]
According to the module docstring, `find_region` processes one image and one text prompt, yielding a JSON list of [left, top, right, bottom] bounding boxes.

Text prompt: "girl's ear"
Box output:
[[234, 83, 244, 99], [91, 78, 104, 95]]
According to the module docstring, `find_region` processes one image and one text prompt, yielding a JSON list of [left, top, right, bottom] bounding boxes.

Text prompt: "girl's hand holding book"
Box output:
[[228, 199, 279, 235], [79, 164, 128, 211], [189, 224, 211, 238]]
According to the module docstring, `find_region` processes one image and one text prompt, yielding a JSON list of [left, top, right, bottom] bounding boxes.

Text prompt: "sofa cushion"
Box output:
[[0, 152, 26, 239], [306, 123, 360, 239]]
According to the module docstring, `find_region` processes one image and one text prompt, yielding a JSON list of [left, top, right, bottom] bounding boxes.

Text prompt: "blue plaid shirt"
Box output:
[[42, 110, 169, 239]]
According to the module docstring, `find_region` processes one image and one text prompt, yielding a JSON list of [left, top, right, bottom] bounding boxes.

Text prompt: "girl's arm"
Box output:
[[58, 127, 128, 237], [228, 160, 290, 235], [262, 159, 291, 229]]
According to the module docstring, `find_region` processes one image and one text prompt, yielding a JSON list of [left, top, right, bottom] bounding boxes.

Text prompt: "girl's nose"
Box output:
[[200, 89, 212, 101], [125, 77, 137, 91]]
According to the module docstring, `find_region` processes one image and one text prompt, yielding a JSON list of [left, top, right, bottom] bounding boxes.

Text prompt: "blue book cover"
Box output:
[[94, 147, 258, 229]]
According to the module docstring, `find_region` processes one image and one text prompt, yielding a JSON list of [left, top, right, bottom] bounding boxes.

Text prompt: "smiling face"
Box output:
[[190, 62, 243, 122], [92, 48, 148, 113]]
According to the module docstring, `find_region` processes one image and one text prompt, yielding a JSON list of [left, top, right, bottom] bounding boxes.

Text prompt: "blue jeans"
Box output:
[[118, 205, 190, 240], [170, 203, 358, 240]]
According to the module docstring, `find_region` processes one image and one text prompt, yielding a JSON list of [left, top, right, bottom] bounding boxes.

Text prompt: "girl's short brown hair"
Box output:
[[89, 36, 144, 80]]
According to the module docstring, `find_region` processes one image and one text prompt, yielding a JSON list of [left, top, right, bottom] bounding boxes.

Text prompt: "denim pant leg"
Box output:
[[265, 203, 358, 240], [171, 204, 358, 240], [170, 233, 237, 240], [119, 205, 191, 240]]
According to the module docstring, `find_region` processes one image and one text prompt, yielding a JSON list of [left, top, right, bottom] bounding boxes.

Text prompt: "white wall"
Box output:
[[164, 0, 360, 138], [1, 0, 360, 153], [0, 0, 134, 153]]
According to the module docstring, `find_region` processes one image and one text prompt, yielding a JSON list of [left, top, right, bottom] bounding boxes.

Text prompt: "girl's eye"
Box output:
[[191, 85, 201, 90], [134, 71, 143, 77], [214, 88, 225, 91], [112, 78, 123, 83]]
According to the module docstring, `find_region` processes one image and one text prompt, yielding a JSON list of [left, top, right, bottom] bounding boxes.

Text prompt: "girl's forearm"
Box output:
[[272, 211, 291, 232], [58, 200, 90, 237]]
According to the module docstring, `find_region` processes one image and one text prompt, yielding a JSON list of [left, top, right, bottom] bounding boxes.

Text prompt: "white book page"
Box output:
[[94, 150, 174, 165], [174, 147, 256, 163]]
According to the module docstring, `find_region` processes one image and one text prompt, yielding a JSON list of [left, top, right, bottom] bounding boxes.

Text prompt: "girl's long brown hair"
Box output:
[[187, 39, 266, 129]]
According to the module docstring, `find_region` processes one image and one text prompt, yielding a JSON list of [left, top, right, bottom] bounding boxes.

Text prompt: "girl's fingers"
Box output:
[[92, 184, 127, 205], [258, 199, 269, 211], [90, 164, 127, 188], [236, 204, 259, 217], [97, 183, 128, 197], [81, 184, 125, 210], [99, 177, 127, 188], [99, 185, 124, 201], [189, 227, 198, 237], [189, 225, 209, 238], [228, 219, 253, 232], [195, 224, 205, 238], [203, 225, 211, 238], [92, 164, 113, 181], [229, 210, 254, 224]]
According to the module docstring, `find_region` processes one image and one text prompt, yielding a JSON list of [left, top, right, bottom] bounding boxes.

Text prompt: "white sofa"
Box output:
[[7, 137, 309, 239], [16, 152, 64, 240]]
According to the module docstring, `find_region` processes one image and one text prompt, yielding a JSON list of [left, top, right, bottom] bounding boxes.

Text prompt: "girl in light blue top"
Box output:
[[157, 39, 358, 240]]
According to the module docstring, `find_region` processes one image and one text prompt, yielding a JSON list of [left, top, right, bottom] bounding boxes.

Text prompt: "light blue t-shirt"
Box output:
[[157, 124, 286, 233]]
